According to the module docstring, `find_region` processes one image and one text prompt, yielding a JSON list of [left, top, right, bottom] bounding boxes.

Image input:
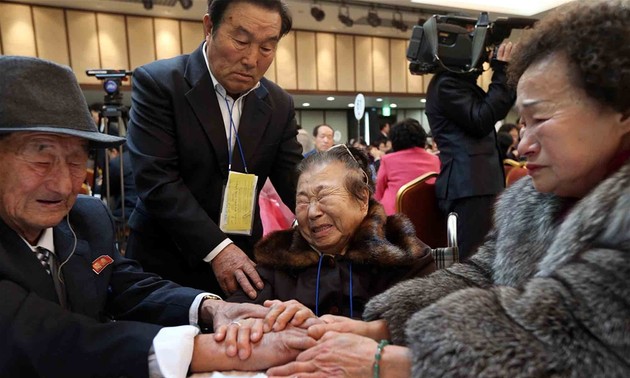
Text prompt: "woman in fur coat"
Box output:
[[228, 145, 435, 319], [264, 1, 630, 376]]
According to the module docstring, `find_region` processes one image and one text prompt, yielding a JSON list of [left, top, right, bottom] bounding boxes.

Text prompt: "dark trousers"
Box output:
[[439, 195, 497, 261]]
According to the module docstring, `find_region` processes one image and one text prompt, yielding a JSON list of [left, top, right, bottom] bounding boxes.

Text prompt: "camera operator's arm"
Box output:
[[437, 41, 516, 138]]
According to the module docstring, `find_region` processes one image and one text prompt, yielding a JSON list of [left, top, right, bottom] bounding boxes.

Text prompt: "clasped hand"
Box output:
[[207, 298, 390, 375]]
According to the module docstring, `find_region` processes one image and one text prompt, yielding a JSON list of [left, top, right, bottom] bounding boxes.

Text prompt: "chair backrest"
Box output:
[[506, 165, 528, 187], [396, 172, 446, 248]]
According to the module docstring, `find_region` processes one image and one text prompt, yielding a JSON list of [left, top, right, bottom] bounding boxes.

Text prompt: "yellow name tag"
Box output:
[[220, 171, 258, 235]]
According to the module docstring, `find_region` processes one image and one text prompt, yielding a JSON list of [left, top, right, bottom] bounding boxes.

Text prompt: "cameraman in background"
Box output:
[[426, 41, 516, 260]]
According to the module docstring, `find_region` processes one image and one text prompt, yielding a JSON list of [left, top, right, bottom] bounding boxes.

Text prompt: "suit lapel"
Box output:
[[0, 219, 59, 303], [53, 219, 98, 316], [234, 83, 271, 173], [185, 44, 230, 179]]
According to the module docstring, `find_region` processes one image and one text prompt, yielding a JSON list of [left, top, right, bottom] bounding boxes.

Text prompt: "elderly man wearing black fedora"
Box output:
[[0, 56, 314, 377]]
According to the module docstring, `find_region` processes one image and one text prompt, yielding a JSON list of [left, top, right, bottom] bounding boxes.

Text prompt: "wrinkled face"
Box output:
[[204, 2, 281, 97], [516, 53, 630, 198], [296, 162, 368, 255], [314, 125, 334, 152], [0, 133, 88, 243]]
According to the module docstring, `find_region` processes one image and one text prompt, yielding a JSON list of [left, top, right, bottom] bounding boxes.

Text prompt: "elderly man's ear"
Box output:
[[203, 14, 213, 37]]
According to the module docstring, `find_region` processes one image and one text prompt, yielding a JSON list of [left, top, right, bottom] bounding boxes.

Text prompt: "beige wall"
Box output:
[[0, 2, 449, 94]]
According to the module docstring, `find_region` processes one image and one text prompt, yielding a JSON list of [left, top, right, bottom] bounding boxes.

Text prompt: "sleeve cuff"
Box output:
[[203, 239, 233, 263], [151, 325, 200, 378]]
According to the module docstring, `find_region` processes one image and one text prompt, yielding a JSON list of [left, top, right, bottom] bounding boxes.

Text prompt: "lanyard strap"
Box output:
[[223, 96, 248, 173]]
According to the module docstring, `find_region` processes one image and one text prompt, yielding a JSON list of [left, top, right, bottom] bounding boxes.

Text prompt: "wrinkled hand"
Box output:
[[200, 300, 268, 332], [191, 327, 316, 373], [239, 327, 317, 371], [214, 299, 323, 360], [495, 40, 515, 63], [267, 331, 376, 377], [262, 299, 323, 332], [214, 317, 265, 359], [212, 244, 263, 299], [307, 315, 389, 341]]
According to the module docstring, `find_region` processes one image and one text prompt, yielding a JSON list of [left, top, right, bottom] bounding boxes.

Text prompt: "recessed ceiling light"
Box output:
[[348, 103, 355, 107], [390, 103, 398, 108], [376, 98, 383, 102], [327, 96, 335, 101], [302, 102, 310, 107], [420, 99, 427, 103]]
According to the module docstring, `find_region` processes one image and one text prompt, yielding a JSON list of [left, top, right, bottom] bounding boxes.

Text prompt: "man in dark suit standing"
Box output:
[[426, 42, 516, 260], [0, 56, 313, 377], [126, 0, 303, 299]]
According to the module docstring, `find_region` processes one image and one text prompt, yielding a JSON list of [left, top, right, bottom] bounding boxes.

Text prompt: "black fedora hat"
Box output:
[[0, 56, 125, 148]]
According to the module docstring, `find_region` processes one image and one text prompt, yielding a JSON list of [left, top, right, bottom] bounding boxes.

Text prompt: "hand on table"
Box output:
[[266, 331, 377, 377], [262, 299, 323, 332], [307, 315, 389, 341], [214, 299, 322, 359]]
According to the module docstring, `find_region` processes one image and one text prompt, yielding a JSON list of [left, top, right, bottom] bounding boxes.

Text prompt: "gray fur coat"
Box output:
[[364, 160, 630, 377]]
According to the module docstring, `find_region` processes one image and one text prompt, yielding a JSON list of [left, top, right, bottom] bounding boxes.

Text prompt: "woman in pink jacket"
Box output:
[[375, 118, 441, 215]]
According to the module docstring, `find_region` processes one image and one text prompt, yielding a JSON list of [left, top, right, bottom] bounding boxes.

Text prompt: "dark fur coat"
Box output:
[[364, 160, 630, 377], [228, 200, 435, 318]]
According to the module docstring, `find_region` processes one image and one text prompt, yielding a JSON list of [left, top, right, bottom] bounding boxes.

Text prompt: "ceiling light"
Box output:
[[420, 98, 427, 103], [348, 103, 355, 107], [327, 96, 335, 101], [338, 4, 353, 27], [142, 0, 153, 10], [179, 0, 193, 10], [302, 102, 311, 107], [367, 6, 381, 28], [376, 98, 383, 102], [390, 103, 398, 108], [311, 1, 325, 22], [392, 10, 408, 32]]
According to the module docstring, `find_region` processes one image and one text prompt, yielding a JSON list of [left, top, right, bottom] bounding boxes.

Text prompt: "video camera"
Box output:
[[407, 12, 536, 75], [86, 69, 133, 106]]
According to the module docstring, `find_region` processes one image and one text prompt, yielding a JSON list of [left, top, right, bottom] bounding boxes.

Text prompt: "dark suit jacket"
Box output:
[[425, 64, 515, 200], [0, 196, 202, 377], [126, 43, 303, 292]]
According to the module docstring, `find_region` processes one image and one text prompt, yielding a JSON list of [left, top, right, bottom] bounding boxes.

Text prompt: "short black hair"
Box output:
[[312, 124, 333, 137], [207, 0, 292, 38], [498, 123, 518, 134], [390, 118, 427, 152]]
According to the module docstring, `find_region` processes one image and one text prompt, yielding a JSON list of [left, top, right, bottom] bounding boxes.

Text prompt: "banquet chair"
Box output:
[[506, 164, 528, 186], [396, 172, 459, 268]]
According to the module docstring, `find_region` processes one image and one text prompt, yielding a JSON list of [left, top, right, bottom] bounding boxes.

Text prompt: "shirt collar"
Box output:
[[202, 41, 260, 100], [21, 227, 55, 253]]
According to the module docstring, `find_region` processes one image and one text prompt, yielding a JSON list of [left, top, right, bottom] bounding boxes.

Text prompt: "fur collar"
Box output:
[[255, 199, 428, 269]]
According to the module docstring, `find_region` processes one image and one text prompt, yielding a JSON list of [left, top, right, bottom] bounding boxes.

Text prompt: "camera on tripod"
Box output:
[[406, 12, 536, 75], [86, 69, 133, 106]]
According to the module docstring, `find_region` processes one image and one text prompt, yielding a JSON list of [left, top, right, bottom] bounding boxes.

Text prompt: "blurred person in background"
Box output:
[[303, 123, 334, 158], [375, 118, 441, 216]]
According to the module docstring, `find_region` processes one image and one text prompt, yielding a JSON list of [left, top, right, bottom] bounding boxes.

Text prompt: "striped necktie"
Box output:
[[34, 246, 52, 275]]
